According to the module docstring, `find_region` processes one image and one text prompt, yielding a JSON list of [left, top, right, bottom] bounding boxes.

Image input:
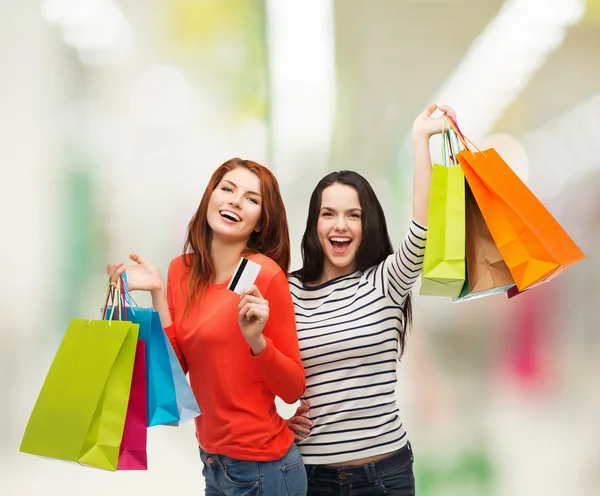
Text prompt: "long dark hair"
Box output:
[[291, 170, 413, 356], [183, 158, 290, 308]]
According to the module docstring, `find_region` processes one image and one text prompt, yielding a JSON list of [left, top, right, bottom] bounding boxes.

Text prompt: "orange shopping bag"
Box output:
[[446, 116, 585, 291]]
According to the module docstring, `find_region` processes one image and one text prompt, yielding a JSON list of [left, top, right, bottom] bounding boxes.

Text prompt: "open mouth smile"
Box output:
[[329, 236, 352, 253], [220, 210, 242, 222]]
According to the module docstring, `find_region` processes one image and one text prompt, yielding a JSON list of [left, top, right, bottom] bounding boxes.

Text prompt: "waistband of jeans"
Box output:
[[305, 441, 413, 484]]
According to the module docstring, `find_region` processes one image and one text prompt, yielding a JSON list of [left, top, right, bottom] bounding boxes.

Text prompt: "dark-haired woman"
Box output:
[[287, 104, 456, 495], [108, 158, 307, 496]]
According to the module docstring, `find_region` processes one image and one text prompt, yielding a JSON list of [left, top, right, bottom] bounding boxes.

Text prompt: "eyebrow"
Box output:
[[320, 206, 362, 213], [223, 179, 262, 197]]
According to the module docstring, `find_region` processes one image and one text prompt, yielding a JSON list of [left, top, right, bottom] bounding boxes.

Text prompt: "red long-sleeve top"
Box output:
[[163, 253, 304, 461]]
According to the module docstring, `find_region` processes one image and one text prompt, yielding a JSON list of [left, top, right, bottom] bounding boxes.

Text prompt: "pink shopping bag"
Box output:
[[117, 340, 148, 470]]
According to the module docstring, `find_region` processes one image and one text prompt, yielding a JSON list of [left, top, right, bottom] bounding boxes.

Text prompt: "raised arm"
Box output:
[[412, 103, 456, 226], [366, 104, 456, 304]]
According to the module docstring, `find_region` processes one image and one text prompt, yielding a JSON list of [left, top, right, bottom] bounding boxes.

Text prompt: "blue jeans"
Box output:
[[305, 442, 415, 495], [200, 443, 307, 496]]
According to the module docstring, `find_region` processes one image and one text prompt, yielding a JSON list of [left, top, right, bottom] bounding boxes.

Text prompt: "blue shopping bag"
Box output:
[[119, 274, 200, 426], [162, 333, 201, 426], [132, 308, 180, 426], [105, 291, 179, 427]]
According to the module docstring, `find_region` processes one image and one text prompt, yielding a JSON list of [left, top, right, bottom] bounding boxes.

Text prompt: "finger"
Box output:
[[106, 261, 124, 278], [130, 253, 144, 265], [288, 421, 311, 435], [290, 426, 311, 437], [111, 266, 127, 285], [244, 306, 269, 322], [423, 103, 438, 117], [297, 404, 310, 416], [239, 302, 269, 315], [438, 105, 456, 118], [294, 433, 307, 442], [238, 295, 267, 311], [240, 285, 264, 300], [290, 416, 312, 428], [108, 263, 125, 285]]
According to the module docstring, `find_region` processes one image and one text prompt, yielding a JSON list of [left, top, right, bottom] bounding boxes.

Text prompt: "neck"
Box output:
[[210, 235, 249, 285], [312, 262, 355, 286]]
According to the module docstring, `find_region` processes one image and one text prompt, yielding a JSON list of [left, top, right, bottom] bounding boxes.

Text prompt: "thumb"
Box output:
[[130, 253, 144, 265], [423, 103, 438, 117]]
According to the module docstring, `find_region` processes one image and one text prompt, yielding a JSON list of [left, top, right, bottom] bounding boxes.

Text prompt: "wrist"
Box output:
[[412, 126, 432, 141], [150, 281, 165, 297], [150, 285, 166, 307], [248, 335, 267, 356]]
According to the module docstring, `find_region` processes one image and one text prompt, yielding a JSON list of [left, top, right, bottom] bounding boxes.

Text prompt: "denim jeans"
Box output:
[[305, 442, 415, 495], [200, 443, 307, 496]]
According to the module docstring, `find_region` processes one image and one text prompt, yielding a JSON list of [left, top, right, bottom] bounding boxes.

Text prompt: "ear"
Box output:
[[254, 225, 262, 233]]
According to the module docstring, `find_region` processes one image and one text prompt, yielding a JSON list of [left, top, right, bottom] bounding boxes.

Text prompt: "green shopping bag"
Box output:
[[420, 123, 466, 297], [20, 281, 139, 471]]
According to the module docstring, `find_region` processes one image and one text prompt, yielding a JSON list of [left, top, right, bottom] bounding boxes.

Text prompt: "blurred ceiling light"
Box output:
[[130, 65, 195, 128], [520, 91, 600, 200], [41, 0, 133, 65], [433, 0, 585, 143], [265, 0, 335, 186], [397, 0, 585, 167]]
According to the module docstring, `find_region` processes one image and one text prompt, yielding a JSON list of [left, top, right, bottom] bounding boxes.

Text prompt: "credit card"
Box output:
[[228, 257, 261, 294]]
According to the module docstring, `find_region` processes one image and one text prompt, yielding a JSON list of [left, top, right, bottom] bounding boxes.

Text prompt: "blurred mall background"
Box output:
[[1, 0, 599, 494]]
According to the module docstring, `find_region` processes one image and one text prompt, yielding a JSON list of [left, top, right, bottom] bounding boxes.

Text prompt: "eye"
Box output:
[[321, 212, 333, 217], [350, 213, 361, 219], [247, 197, 259, 205], [221, 186, 233, 193]]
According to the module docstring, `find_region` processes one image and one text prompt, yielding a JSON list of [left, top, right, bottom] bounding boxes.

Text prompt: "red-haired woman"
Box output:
[[108, 158, 307, 496]]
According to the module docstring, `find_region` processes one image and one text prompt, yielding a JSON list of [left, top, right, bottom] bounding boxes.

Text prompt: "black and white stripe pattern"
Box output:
[[289, 221, 427, 465]]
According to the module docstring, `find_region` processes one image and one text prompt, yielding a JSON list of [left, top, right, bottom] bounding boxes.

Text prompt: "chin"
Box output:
[[330, 259, 354, 270]]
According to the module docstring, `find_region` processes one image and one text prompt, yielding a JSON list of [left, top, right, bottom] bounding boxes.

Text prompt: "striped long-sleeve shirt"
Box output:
[[288, 220, 427, 465]]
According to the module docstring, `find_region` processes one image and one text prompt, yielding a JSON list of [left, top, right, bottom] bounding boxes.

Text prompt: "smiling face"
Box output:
[[206, 166, 262, 243], [317, 183, 363, 280]]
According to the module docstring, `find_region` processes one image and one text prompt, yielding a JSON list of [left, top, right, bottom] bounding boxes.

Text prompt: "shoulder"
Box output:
[[248, 253, 288, 290], [287, 273, 304, 294], [248, 253, 283, 277], [167, 254, 192, 277]]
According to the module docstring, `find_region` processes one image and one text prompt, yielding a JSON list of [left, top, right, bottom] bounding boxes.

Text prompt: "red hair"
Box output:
[[182, 158, 290, 305]]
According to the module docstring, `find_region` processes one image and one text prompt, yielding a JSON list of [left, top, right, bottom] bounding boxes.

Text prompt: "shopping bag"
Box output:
[[446, 116, 585, 291], [120, 277, 200, 426], [117, 340, 148, 470], [162, 334, 201, 425], [20, 282, 138, 471], [420, 124, 466, 297], [105, 304, 180, 427], [453, 184, 515, 302], [454, 268, 514, 303]]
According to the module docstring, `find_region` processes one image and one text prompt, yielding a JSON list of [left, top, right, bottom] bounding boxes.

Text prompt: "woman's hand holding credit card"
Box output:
[[230, 258, 268, 355]]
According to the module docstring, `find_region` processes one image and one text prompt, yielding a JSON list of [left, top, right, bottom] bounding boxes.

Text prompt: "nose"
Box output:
[[228, 194, 243, 209], [333, 216, 348, 232]]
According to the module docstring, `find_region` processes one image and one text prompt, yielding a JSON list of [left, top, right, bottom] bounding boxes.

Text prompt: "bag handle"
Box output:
[[444, 114, 485, 157], [121, 272, 138, 317], [440, 118, 448, 166], [119, 280, 128, 321], [103, 278, 124, 321], [89, 277, 122, 326], [444, 117, 462, 165], [440, 116, 462, 166]]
